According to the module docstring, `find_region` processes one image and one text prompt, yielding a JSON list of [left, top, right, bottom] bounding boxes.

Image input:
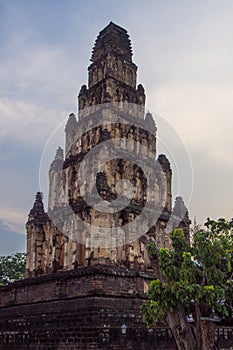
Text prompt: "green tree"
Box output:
[[141, 218, 233, 350], [0, 252, 26, 285]]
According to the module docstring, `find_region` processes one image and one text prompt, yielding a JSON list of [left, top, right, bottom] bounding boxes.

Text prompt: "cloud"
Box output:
[[0, 97, 68, 148], [151, 83, 233, 158], [0, 43, 78, 105], [0, 219, 26, 255], [0, 207, 25, 235], [0, 7, 88, 112], [149, 79, 233, 224]]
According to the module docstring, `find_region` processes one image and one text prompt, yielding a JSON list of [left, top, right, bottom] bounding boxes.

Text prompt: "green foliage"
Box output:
[[147, 242, 159, 256], [142, 219, 233, 327], [0, 253, 26, 285]]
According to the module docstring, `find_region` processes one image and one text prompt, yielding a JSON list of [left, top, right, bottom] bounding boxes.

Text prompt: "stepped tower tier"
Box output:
[[78, 22, 145, 118]]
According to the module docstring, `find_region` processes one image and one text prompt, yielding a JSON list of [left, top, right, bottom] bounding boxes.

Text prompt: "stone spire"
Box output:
[[157, 154, 172, 212], [65, 113, 77, 156], [78, 21, 145, 114], [157, 154, 171, 173], [27, 192, 49, 225], [145, 111, 157, 135], [91, 21, 133, 63], [65, 113, 77, 132], [50, 146, 64, 171], [173, 196, 189, 219], [88, 21, 136, 89], [172, 196, 191, 242]]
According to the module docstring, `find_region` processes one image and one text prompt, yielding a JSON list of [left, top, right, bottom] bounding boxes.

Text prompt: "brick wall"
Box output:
[[0, 297, 175, 350], [0, 265, 232, 349], [0, 265, 154, 307]]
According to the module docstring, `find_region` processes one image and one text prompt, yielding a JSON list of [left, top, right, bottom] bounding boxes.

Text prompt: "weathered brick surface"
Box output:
[[0, 298, 175, 350], [0, 266, 232, 349], [0, 266, 175, 349], [0, 265, 154, 307]]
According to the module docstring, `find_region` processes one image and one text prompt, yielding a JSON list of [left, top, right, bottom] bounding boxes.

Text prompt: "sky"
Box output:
[[0, 0, 233, 255]]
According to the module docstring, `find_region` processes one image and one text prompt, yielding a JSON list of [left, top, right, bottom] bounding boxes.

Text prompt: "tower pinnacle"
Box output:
[[27, 192, 48, 225], [91, 21, 133, 63], [78, 22, 145, 113]]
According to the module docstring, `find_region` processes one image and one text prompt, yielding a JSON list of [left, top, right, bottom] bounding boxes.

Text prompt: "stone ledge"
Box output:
[[0, 264, 155, 291], [0, 265, 156, 308]]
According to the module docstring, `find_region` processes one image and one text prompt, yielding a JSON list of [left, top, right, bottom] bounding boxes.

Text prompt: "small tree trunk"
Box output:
[[194, 302, 201, 349], [200, 320, 215, 350], [166, 304, 198, 350]]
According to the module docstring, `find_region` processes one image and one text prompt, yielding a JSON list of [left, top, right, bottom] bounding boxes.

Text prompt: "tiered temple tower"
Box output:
[[26, 22, 189, 277], [2, 23, 232, 350]]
